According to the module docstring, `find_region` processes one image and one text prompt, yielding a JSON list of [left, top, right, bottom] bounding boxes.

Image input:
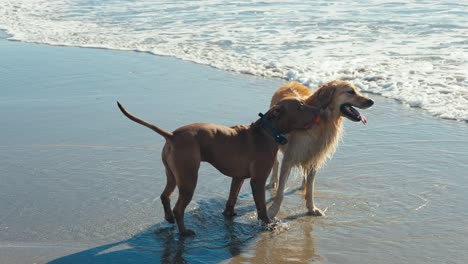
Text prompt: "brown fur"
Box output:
[[117, 98, 319, 236], [267, 80, 374, 217]]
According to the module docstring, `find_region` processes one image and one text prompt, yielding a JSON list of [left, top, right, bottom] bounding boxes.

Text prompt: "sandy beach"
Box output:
[[1, 33, 467, 264]]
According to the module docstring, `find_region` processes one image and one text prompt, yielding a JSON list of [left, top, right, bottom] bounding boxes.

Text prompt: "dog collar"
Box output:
[[258, 112, 288, 145]]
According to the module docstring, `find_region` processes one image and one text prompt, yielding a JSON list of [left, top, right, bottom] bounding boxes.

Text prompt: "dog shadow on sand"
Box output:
[[49, 197, 264, 264], [49, 187, 318, 264]]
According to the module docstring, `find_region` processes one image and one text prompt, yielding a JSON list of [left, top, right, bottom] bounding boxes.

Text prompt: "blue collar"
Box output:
[[258, 112, 288, 145]]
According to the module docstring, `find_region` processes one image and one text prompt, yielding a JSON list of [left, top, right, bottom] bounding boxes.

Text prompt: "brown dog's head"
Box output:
[[265, 97, 320, 134], [309, 80, 374, 123]]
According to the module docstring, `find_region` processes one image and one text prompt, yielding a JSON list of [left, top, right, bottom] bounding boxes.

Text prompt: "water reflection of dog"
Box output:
[[228, 213, 320, 264]]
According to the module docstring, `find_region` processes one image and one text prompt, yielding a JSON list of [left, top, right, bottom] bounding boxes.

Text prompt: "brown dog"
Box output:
[[267, 80, 374, 218], [117, 98, 319, 236]]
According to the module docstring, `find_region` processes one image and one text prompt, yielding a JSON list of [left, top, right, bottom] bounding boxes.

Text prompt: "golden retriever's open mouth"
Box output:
[[340, 104, 367, 124]]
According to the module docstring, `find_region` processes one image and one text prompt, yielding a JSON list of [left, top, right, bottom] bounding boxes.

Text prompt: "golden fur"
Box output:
[[268, 80, 374, 217]]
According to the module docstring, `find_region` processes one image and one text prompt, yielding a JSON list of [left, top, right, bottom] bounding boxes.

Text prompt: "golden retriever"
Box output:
[[267, 80, 374, 218]]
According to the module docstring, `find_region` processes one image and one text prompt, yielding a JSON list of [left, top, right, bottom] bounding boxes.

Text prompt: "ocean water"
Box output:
[[1, 29, 468, 263], [0, 0, 467, 121]]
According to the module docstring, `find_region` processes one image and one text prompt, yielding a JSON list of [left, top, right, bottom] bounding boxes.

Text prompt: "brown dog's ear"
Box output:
[[266, 104, 285, 120]]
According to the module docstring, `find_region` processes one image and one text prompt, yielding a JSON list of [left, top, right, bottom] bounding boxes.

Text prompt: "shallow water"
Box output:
[[0, 0, 467, 120], [1, 39, 468, 263]]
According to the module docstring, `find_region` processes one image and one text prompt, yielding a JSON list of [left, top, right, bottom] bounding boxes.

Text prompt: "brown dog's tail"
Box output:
[[117, 101, 173, 139]]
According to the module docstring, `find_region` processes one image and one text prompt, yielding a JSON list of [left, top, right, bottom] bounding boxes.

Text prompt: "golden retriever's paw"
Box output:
[[307, 207, 324, 216]]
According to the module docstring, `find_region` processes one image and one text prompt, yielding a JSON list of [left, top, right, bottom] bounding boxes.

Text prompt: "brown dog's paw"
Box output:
[[222, 208, 237, 217], [266, 221, 278, 231], [165, 213, 175, 223], [180, 229, 196, 237]]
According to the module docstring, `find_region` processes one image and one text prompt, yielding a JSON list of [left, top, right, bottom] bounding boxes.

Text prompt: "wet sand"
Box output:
[[1, 35, 467, 263]]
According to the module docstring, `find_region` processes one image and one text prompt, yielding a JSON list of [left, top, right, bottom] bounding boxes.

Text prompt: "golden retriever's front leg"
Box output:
[[267, 160, 293, 218], [266, 156, 280, 189], [305, 168, 324, 216]]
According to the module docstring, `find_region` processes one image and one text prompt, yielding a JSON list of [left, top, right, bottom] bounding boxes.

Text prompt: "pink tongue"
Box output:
[[361, 114, 367, 125]]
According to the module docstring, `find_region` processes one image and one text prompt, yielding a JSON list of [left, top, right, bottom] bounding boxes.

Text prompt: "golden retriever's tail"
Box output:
[[117, 101, 173, 139]]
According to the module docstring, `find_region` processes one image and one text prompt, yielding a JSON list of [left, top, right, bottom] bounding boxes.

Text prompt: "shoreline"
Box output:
[[1, 36, 467, 264], [1, 29, 466, 124]]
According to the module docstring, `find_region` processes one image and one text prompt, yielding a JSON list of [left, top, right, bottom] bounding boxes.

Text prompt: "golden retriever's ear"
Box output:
[[315, 86, 336, 109]]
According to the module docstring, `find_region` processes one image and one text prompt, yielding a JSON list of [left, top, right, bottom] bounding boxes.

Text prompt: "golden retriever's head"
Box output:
[[311, 80, 374, 123]]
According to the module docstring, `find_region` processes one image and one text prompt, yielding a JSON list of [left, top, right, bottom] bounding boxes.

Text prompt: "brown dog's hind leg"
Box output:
[[173, 184, 197, 236], [160, 166, 176, 223], [223, 178, 244, 217], [171, 154, 200, 237]]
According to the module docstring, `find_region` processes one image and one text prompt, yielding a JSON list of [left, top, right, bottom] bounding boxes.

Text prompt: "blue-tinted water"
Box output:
[[0, 38, 467, 263]]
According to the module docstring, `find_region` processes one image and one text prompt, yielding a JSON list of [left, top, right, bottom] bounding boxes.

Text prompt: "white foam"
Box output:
[[267, 220, 290, 235], [1, 0, 467, 120]]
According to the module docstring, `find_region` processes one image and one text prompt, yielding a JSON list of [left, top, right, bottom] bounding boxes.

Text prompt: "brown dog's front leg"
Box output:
[[223, 177, 244, 217], [250, 179, 271, 224]]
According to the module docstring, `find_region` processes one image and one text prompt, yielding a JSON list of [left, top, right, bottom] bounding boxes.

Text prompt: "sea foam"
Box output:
[[1, 0, 467, 120]]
